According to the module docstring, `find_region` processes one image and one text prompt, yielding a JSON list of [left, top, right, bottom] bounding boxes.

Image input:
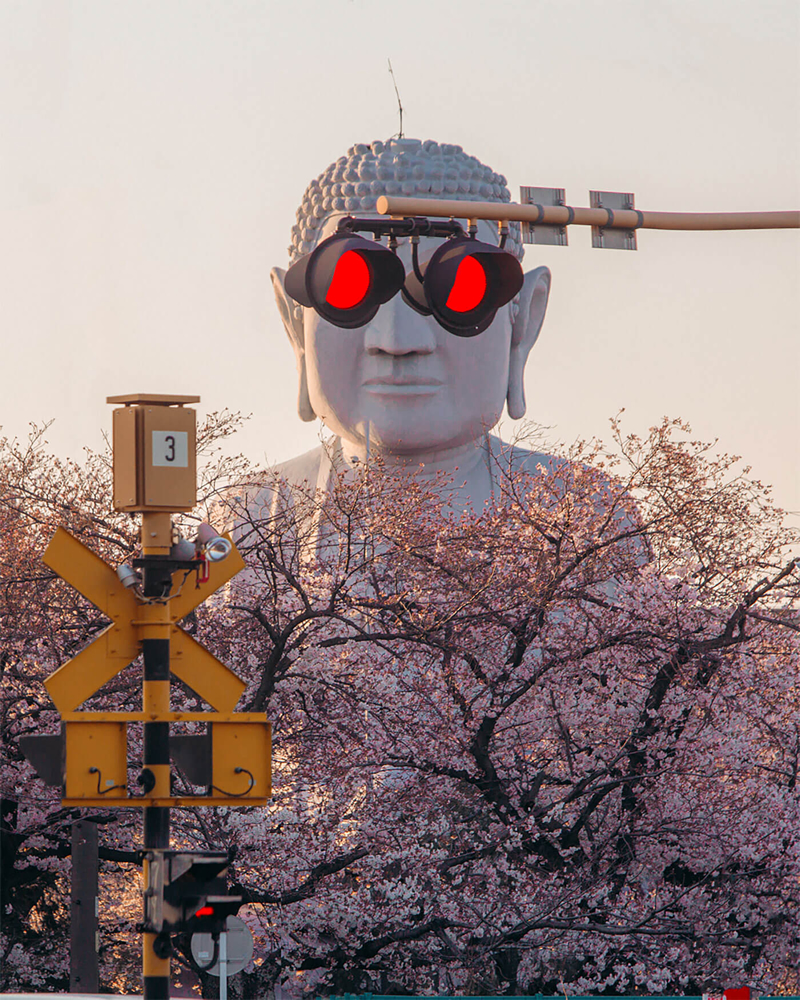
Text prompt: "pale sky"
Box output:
[[1, 0, 798, 515]]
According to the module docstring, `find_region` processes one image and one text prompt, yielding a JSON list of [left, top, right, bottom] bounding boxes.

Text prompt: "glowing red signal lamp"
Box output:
[[285, 232, 406, 329], [403, 236, 523, 337], [445, 254, 488, 312], [185, 894, 242, 933], [325, 250, 371, 309]]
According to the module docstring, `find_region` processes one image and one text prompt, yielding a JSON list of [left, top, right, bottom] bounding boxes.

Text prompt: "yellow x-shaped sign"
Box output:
[[42, 528, 247, 713]]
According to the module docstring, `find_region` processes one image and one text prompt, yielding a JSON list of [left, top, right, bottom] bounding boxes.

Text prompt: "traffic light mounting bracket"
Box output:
[[335, 214, 466, 242], [334, 216, 508, 292]]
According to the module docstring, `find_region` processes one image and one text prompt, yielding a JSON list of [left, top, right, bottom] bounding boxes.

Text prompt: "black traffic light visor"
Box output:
[[285, 232, 406, 330]]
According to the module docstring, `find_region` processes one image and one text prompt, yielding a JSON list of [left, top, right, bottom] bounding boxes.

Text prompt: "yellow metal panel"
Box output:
[[63, 711, 269, 722], [45, 624, 141, 712], [144, 933, 170, 979], [42, 528, 138, 621], [142, 405, 196, 510], [212, 721, 271, 799], [170, 627, 246, 712], [65, 721, 127, 799], [168, 536, 246, 619], [61, 795, 269, 808]]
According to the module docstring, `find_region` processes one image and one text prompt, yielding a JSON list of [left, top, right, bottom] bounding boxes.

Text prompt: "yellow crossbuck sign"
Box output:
[[36, 527, 271, 808], [43, 527, 247, 713]]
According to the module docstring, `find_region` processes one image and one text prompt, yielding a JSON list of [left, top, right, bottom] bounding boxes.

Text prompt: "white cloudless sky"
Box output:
[[1, 0, 798, 514]]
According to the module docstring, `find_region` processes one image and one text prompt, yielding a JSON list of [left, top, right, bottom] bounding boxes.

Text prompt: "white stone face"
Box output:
[[300, 216, 514, 458], [268, 139, 552, 512]]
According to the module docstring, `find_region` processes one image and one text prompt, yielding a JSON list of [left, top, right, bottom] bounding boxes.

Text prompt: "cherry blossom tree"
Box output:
[[201, 421, 799, 998], [2, 416, 798, 997]]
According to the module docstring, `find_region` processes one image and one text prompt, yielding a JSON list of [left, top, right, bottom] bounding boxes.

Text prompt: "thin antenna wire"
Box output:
[[388, 59, 404, 138]]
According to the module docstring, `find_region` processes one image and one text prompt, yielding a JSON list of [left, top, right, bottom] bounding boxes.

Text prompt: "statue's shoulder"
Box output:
[[489, 433, 635, 514], [490, 436, 645, 558], [270, 445, 328, 488], [218, 445, 327, 534], [488, 436, 566, 479]]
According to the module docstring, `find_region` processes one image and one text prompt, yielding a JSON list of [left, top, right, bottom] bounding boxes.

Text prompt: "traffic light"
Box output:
[[284, 232, 406, 328], [285, 227, 523, 337], [144, 850, 242, 935], [402, 236, 524, 337]]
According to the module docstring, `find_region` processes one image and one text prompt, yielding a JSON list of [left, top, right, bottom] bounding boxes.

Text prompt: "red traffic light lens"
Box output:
[[444, 255, 487, 313], [325, 250, 371, 309], [194, 906, 215, 917]]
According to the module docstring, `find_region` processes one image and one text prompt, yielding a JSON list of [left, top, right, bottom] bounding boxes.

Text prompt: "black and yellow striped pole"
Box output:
[[140, 512, 174, 1000]]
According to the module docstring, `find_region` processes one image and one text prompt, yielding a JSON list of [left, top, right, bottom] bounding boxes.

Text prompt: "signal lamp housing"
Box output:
[[403, 237, 524, 337], [144, 849, 242, 935], [285, 232, 406, 329], [196, 522, 233, 563], [116, 563, 140, 589], [170, 537, 197, 561]]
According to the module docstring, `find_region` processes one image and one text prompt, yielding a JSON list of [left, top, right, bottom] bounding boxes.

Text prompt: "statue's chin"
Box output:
[[313, 388, 505, 460]]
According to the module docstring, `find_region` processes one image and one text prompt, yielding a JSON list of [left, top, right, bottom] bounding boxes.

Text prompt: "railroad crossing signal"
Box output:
[[15, 392, 272, 998], [20, 394, 271, 810]]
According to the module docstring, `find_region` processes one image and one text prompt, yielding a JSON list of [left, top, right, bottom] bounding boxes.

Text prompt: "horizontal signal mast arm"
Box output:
[[375, 195, 800, 231]]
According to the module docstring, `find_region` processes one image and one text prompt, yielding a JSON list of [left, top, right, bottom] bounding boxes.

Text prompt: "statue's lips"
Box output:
[[362, 377, 444, 395]]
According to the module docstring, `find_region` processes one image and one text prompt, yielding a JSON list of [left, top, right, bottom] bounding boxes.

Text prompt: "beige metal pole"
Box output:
[[375, 195, 800, 231]]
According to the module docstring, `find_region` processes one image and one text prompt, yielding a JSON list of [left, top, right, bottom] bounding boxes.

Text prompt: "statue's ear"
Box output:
[[271, 266, 317, 422], [507, 265, 551, 419]]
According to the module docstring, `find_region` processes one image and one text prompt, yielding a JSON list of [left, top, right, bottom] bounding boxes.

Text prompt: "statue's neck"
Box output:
[[335, 435, 495, 511]]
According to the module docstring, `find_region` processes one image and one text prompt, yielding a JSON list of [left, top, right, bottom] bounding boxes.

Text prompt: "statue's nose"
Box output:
[[363, 293, 437, 356]]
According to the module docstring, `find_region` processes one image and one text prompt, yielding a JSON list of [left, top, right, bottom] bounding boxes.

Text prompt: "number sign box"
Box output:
[[111, 396, 197, 512]]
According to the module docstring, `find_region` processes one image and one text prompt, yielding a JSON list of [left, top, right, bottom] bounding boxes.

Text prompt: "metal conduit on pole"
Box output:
[[376, 195, 800, 232]]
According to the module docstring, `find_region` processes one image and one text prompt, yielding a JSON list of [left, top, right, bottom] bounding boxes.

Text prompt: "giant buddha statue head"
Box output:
[[269, 138, 552, 508]]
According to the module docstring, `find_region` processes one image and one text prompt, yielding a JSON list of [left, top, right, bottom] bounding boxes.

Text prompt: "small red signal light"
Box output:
[[445, 255, 487, 312], [194, 905, 215, 917], [325, 250, 371, 309]]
